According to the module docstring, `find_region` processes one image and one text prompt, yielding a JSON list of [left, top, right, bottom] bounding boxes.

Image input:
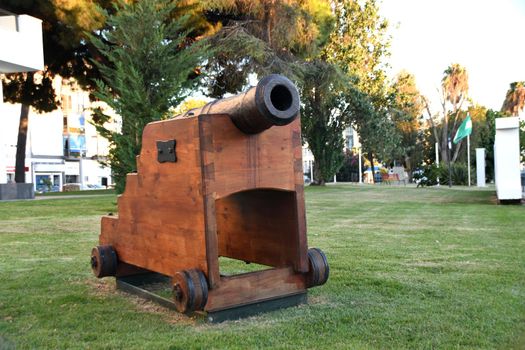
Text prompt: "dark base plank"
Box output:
[[116, 273, 176, 311], [115, 273, 307, 323], [206, 292, 307, 323]]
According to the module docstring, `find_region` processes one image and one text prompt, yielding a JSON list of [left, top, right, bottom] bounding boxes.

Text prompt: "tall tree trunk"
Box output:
[[441, 115, 449, 166], [451, 139, 463, 163], [313, 160, 325, 186], [404, 155, 413, 182], [368, 151, 375, 184], [15, 104, 30, 183], [423, 98, 442, 167], [263, 0, 275, 47]]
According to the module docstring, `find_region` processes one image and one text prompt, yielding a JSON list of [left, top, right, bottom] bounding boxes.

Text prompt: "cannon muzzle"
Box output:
[[179, 74, 300, 134]]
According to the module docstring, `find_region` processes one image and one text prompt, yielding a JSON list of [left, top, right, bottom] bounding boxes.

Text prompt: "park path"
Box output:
[[0, 194, 115, 202], [34, 194, 114, 200]]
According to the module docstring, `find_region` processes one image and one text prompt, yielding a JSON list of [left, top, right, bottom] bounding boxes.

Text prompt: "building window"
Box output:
[[63, 135, 86, 158], [345, 133, 354, 150], [35, 174, 61, 193], [61, 94, 72, 114], [65, 175, 79, 184]]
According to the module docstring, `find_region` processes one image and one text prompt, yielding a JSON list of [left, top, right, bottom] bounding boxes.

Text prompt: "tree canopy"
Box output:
[[390, 71, 424, 178], [299, 60, 373, 184], [323, 0, 390, 99], [199, 0, 334, 97], [322, 0, 395, 181], [442, 63, 469, 112]]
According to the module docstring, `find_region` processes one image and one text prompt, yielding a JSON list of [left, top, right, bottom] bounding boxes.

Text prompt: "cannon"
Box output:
[[90, 74, 329, 321]]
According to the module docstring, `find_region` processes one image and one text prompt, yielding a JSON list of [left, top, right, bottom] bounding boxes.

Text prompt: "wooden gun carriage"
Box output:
[[90, 74, 329, 319]]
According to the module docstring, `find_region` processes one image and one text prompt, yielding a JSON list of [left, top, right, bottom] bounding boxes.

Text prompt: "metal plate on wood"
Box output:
[[157, 139, 177, 163]]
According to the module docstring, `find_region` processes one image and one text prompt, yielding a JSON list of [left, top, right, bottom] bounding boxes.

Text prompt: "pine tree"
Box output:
[[90, 0, 208, 193]]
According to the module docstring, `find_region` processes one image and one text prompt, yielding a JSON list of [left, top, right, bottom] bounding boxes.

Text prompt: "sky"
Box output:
[[380, 0, 525, 112]]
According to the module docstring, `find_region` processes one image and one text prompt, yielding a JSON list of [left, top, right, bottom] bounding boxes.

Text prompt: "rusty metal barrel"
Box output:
[[178, 74, 300, 134]]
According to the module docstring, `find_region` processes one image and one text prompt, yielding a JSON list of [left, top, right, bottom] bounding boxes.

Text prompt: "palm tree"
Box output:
[[501, 81, 525, 116], [442, 63, 469, 113], [440, 63, 469, 164]]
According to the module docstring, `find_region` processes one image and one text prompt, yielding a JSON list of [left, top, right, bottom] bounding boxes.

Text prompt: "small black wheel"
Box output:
[[306, 248, 329, 288], [172, 269, 208, 314], [91, 245, 118, 278]]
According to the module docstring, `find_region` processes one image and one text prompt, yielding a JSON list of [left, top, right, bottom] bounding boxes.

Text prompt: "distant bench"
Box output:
[[381, 173, 406, 186]]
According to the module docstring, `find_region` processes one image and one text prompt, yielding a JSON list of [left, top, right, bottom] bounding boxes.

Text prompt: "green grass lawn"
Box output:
[[0, 185, 524, 349]]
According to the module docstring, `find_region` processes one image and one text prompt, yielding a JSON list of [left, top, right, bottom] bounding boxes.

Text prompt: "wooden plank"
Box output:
[[205, 115, 297, 197], [293, 187, 309, 273], [199, 115, 220, 288], [205, 267, 306, 311], [291, 121, 309, 272], [98, 117, 208, 278]]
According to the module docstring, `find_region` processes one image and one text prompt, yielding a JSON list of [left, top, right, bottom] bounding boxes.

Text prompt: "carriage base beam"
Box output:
[[115, 273, 307, 323]]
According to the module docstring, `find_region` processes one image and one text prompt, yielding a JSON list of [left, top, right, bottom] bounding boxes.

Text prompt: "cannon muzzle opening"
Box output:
[[179, 74, 300, 134], [251, 74, 300, 130]]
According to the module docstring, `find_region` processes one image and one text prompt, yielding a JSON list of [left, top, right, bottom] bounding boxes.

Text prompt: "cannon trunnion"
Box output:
[[91, 75, 329, 320]]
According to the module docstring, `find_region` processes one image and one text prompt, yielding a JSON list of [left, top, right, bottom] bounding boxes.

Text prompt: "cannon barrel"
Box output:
[[178, 74, 300, 134]]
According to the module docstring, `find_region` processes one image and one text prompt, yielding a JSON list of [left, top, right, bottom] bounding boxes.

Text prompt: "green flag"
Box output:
[[453, 114, 472, 144]]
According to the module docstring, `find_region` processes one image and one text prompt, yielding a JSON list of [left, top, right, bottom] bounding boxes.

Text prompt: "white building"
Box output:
[[0, 9, 44, 198], [1, 76, 114, 192], [1, 8, 114, 193]]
